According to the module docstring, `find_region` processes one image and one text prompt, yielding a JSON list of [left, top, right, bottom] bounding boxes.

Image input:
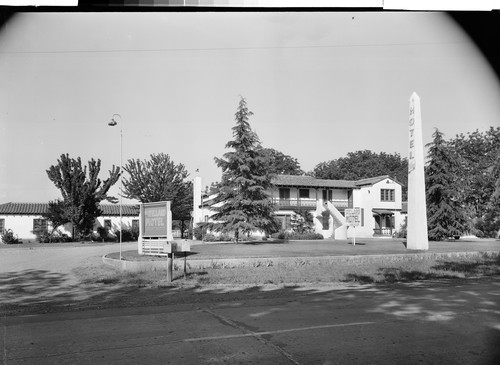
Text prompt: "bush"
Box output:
[[193, 226, 203, 240], [37, 230, 73, 243], [271, 230, 323, 240], [35, 231, 51, 243], [203, 233, 234, 242], [1, 229, 22, 244], [121, 228, 139, 242], [288, 232, 324, 240], [271, 230, 288, 240], [97, 226, 108, 242]]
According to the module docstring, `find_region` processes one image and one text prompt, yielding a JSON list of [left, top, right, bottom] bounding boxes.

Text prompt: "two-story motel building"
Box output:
[[193, 174, 405, 239]]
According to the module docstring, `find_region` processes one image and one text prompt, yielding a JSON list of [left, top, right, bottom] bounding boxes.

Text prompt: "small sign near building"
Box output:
[[345, 207, 361, 245], [345, 208, 361, 227]]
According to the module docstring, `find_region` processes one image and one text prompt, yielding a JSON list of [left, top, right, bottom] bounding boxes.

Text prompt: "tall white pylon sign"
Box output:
[[407, 92, 429, 250]]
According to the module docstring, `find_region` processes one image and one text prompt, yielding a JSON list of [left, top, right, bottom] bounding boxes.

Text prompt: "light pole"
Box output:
[[108, 113, 123, 260]]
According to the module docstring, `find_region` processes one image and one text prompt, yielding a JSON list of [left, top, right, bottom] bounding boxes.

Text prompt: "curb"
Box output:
[[103, 250, 500, 272]]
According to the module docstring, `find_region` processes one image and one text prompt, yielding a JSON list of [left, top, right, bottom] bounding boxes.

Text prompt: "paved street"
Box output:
[[2, 278, 500, 364]]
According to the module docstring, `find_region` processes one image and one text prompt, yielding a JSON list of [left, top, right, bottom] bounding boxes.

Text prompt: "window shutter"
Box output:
[[361, 208, 364, 227]]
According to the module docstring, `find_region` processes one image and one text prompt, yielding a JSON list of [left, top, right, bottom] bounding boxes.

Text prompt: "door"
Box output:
[[322, 190, 333, 202]]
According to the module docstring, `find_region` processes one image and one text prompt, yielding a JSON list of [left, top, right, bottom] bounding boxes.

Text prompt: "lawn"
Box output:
[[75, 252, 500, 288]]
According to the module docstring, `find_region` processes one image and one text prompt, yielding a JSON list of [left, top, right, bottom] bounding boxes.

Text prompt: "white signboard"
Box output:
[[345, 208, 361, 227]]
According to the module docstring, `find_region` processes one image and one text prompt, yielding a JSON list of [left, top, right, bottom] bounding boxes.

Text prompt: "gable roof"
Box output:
[[355, 175, 403, 187], [272, 175, 358, 189], [0, 202, 140, 216], [272, 174, 402, 189]]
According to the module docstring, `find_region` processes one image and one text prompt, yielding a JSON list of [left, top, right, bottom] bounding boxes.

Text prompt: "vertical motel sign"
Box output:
[[407, 92, 429, 250], [345, 207, 361, 246]]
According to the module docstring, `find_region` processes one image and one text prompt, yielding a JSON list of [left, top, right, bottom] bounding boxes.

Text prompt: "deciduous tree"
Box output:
[[449, 127, 500, 237], [312, 150, 409, 200], [46, 154, 120, 239], [121, 153, 192, 236], [42, 199, 69, 242], [262, 148, 304, 175]]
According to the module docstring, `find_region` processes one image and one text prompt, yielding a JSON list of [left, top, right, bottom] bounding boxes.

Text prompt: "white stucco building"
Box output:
[[0, 202, 140, 241], [193, 175, 405, 239]]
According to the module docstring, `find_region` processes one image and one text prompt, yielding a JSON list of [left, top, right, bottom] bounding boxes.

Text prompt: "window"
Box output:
[[322, 189, 333, 201], [277, 215, 291, 230], [132, 219, 139, 233], [279, 188, 290, 199], [380, 189, 395, 202], [0, 218, 5, 234], [104, 219, 112, 230], [299, 189, 310, 199], [33, 219, 48, 234]]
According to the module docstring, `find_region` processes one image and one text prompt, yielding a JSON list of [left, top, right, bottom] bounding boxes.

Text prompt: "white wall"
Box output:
[[0, 214, 138, 242], [0, 215, 72, 241], [352, 178, 403, 237]]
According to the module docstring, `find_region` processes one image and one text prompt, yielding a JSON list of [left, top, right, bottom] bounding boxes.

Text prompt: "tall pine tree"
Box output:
[[425, 129, 468, 240], [206, 97, 279, 242]]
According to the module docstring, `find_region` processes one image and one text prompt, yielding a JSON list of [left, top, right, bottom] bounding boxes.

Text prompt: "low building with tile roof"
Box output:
[[0, 202, 140, 242], [193, 174, 406, 239]]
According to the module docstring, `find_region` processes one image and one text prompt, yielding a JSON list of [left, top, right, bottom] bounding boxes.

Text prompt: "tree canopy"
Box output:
[[205, 97, 279, 242], [448, 126, 500, 237], [262, 148, 304, 175], [46, 154, 120, 239], [121, 153, 192, 230], [312, 150, 409, 200], [425, 129, 469, 241]]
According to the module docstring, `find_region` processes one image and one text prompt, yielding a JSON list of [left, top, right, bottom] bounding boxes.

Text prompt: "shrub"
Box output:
[[1, 229, 22, 244], [121, 228, 139, 242], [97, 226, 108, 242], [193, 226, 203, 240], [203, 233, 233, 242], [271, 230, 288, 240], [270, 230, 323, 240], [35, 232, 51, 243], [287, 232, 324, 240], [394, 216, 407, 238]]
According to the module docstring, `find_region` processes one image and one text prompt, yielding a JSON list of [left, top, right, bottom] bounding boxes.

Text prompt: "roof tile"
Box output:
[[0, 202, 140, 216]]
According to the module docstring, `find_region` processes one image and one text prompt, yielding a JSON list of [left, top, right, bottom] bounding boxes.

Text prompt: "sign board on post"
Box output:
[[141, 201, 173, 239], [345, 208, 361, 246], [139, 201, 174, 254], [345, 208, 361, 227]]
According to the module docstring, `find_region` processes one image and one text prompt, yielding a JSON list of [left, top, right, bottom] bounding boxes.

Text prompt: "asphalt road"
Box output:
[[2, 278, 500, 364]]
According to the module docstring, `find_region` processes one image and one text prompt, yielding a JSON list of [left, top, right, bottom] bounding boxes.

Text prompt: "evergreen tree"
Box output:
[[206, 97, 279, 242], [425, 129, 468, 240], [46, 154, 120, 239]]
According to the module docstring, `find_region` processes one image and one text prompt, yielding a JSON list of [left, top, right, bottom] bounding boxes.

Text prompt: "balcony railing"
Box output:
[[272, 198, 350, 209], [373, 228, 393, 236]]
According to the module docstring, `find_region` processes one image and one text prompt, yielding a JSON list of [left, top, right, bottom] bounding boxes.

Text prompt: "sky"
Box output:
[[0, 11, 499, 205]]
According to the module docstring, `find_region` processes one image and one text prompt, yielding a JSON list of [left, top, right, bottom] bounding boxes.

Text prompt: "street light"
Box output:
[[108, 113, 123, 260]]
